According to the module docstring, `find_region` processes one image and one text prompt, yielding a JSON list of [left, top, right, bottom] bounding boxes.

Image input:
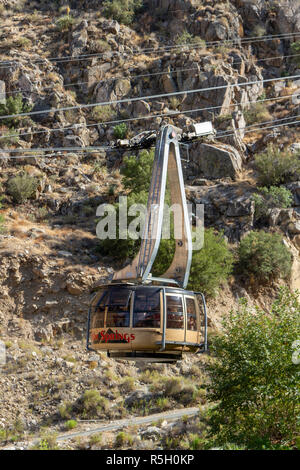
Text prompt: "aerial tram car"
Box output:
[[87, 125, 208, 363]]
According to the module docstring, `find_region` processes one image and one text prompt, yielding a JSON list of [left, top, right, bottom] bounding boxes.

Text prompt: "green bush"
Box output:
[[103, 0, 142, 25], [98, 190, 148, 261], [89, 433, 102, 446], [65, 419, 77, 430], [115, 431, 134, 447], [176, 30, 194, 45], [255, 144, 300, 186], [121, 149, 154, 193], [0, 94, 32, 127], [113, 123, 128, 139], [0, 129, 19, 146], [175, 30, 205, 48], [238, 231, 292, 283], [56, 14, 75, 31], [188, 229, 234, 296], [244, 102, 272, 125], [7, 173, 39, 204], [252, 186, 293, 220], [81, 389, 109, 418], [152, 228, 234, 296], [207, 287, 300, 449], [91, 105, 116, 122], [291, 41, 300, 66], [32, 433, 58, 451]]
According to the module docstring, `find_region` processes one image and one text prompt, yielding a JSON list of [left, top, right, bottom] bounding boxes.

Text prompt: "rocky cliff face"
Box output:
[[0, 0, 299, 445]]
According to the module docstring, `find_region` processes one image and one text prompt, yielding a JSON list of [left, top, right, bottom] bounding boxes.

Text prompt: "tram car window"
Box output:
[[106, 289, 131, 328], [92, 290, 108, 328], [186, 297, 197, 331], [166, 295, 184, 329], [133, 288, 161, 328]]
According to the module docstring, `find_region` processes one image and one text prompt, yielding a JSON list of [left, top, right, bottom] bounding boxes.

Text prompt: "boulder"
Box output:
[[85, 63, 111, 91], [94, 78, 131, 103], [292, 89, 300, 106], [189, 142, 243, 180], [286, 182, 300, 206], [141, 427, 162, 440], [102, 19, 120, 35], [148, 0, 189, 12], [288, 221, 300, 235], [66, 281, 84, 296], [276, 0, 300, 34], [133, 100, 151, 117], [34, 325, 53, 342], [186, 182, 255, 241], [161, 74, 177, 94], [293, 234, 300, 250], [289, 143, 300, 154], [71, 20, 88, 57]]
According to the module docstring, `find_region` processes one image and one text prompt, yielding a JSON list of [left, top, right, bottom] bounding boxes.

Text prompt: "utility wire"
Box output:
[[214, 118, 300, 140], [2, 117, 300, 160], [2, 113, 300, 155], [5, 51, 300, 98], [0, 91, 297, 141], [1, 73, 300, 122], [1, 118, 299, 160], [0, 31, 299, 68]]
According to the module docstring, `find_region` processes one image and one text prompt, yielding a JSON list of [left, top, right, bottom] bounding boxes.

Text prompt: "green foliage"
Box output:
[[291, 41, 300, 66], [7, 173, 39, 204], [0, 129, 19, 146], [188, 434, 202, 450], [188, 229, 234, 297], [89, 433, 102, 446], [0, 419, 24, 444], [98, 190, 148, 261], [82, 389, 109, 418], [56, 14, 75, 31], [103, 0, 142, 25], [65, 419, 77, 430], [59, 402, 72, 420], [244, 102, 271, 125], [176, 30, 194, 45], [291, 41, 300, 53], [92, 39, 111, 53], [238, 231, 292, 283], [255, 144, 300, 186], [91, 105, 116, 122], [250, 24, 267, 37], [0, 94, 32, 127], [252, 186, 293, 220], [33, 434, 58, 451], [115, 431, 134, 447], [14, 37, 32, 49], [175, 30, 205, 48], [121, 149, 154, 193], [153, 227, 229, 291], [207, 288, 300, 449], [113, 123, 128, 139]]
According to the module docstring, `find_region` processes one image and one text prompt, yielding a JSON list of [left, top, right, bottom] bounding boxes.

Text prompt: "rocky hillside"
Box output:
[[0, 0, 299, 449]]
